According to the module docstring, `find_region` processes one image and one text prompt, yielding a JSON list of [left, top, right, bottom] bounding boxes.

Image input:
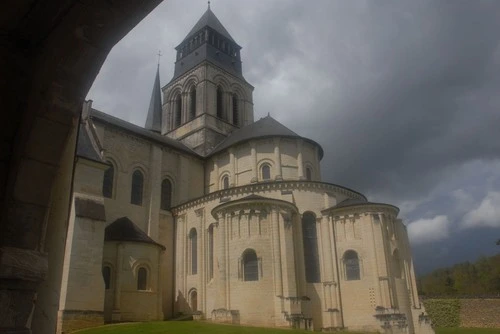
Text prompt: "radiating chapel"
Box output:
[[59, 6, 434, 334]]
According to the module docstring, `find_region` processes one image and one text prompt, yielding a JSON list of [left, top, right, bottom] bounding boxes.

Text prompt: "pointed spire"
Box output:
[[145, 65, 162, 133]]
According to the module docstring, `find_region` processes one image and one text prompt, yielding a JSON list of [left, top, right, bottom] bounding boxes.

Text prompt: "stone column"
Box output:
[[215, 212, 227, 309], [250, 141, 257, 182], [213, 160, 219, 191], [271, 207, 284, 325], [273, 138, 282, 180], [297, 139, 304, 180], [112, 243, 123, 322], [229, 149, 236, 186]]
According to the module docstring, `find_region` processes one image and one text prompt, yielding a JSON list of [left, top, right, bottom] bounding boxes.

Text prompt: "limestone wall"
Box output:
[[103, 241, 163, 322], [460, 299, 500, 328], [206, 137, 321, 192]]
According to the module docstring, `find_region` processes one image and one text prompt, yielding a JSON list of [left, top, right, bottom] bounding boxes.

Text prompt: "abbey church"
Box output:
[[58, 6, 433, 334]]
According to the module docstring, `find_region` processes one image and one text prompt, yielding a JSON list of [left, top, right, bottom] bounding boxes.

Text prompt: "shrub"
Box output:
[[423, 299, 461, 327]]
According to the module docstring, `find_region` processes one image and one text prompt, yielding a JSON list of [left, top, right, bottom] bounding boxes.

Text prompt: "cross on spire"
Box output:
[[208, 1, 211, 9], [156, 50, 162, 67]]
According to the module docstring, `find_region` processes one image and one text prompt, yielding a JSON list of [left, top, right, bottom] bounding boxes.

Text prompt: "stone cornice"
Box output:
[[325, 203, 399, 217], [172, 180, 366, 214]]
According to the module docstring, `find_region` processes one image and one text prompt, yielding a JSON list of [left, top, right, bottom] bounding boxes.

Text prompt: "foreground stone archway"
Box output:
[[0, 1, 162, 333]]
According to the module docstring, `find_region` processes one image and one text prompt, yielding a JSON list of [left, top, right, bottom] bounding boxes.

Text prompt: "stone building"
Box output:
[[58, 6, 434, 334]]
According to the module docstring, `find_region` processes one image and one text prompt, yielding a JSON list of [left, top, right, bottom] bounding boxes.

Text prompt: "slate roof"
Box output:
[[105, 217, 165, 250], [76, 123, 105, 163], [144, 66, 162, 133], [208, 116, 324, 158], [322, 198, 399, 213], [179, 7, 236, 46], [90, 109, 201, 158]]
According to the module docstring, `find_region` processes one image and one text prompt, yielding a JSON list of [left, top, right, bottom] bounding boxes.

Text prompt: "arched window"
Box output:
[[216, 86, 224, 119], [102, 162, 114, 198], [175, 94, 182, 127], [261, 164, 271, 181], [243, 249, 258, 281], [306, 167, 312, 181], [102, 266, 111, 290], [208, 224, 214, 280], [232, 94, 239, 126], [190, 289, 198, 311], [344, 250, 360, 281], [131, 170, 144, 205], [189, 228, 197, 275], [160, 179, 172, 210], [222, 175, 229, 189], [302, 212, 320, 283], [190, 87, 196, 120], [137, 267, 148, 290]]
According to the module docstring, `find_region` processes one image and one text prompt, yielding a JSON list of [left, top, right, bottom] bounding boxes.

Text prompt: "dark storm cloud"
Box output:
[[88, 0, 500, 272], [239, 0, 500, 204]]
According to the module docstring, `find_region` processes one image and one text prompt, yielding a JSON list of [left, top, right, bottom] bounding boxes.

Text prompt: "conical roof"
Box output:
[[178, 7, 237, 47], [105, 217, 165, 250], [208, 115, 324, 158], [145, 66, 162, 132]]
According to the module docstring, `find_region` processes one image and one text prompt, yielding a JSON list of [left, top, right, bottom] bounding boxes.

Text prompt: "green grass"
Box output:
[[436, 328, 500, 334], [74, 321, 357, 334], [74, 322, 500, 334]]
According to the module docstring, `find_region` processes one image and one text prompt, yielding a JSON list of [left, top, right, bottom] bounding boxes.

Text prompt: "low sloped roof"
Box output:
[[76, 123, 105, 163], [105, 217, 165, 250], [91, 109, 201, 158], [208, 116, 324, 158]]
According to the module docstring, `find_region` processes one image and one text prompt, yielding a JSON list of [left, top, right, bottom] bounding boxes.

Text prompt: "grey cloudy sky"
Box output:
[[87, 0, 500, 274]]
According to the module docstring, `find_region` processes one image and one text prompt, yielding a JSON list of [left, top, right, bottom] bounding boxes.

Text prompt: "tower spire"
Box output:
[[145, 64, 162, 133]]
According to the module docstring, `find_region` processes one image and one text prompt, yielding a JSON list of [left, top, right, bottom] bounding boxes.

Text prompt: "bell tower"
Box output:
[[161, 5, 254, 156]]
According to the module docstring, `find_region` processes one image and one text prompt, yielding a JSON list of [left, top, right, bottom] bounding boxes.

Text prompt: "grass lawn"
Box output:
[[75, 322, 500, 334], [436, 329, 500, 334], [74, 321, 359, 334]]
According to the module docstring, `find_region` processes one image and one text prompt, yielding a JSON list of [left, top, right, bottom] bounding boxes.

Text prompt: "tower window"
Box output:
[[344, 250, 360, 281], [137, 267, 148, 290], [189, 228, 198, 275], [102, 162, 114, 198], [160, 179, 172, 210], [306, 167, 312, 181], [217, 86, 224, 119], [261, 164, 271, 181], [175, 94, 182, 127], [190, 87, 196, 120], [232, 94, 239, 126], [102, 266, 111, 290], [222, 175, 229, 189], [302, 212, 320, 283], [131, 170, 144, 206], [242, 249, 259, 281]]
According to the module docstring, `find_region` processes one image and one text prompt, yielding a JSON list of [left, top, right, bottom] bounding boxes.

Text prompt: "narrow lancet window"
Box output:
[[243, 249, 258, 281], [131, 170, 144, 205], [160, 179, 172, 210], [190, 87, 196, 120], [175, 94, 182, 127], [302, 212, 320, 283], [189, 228, 198, 275], [344, 250, 360, 281], [137, 267, 147, 290], [232, 94, 239, 126], [217, 86, 224, 119]]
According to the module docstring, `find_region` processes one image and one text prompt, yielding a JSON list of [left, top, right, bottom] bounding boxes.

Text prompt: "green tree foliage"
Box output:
[[419, 254, 500, 296]]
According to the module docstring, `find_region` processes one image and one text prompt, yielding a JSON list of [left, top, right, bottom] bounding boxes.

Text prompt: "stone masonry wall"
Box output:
[[460, 299, 500, 328]]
